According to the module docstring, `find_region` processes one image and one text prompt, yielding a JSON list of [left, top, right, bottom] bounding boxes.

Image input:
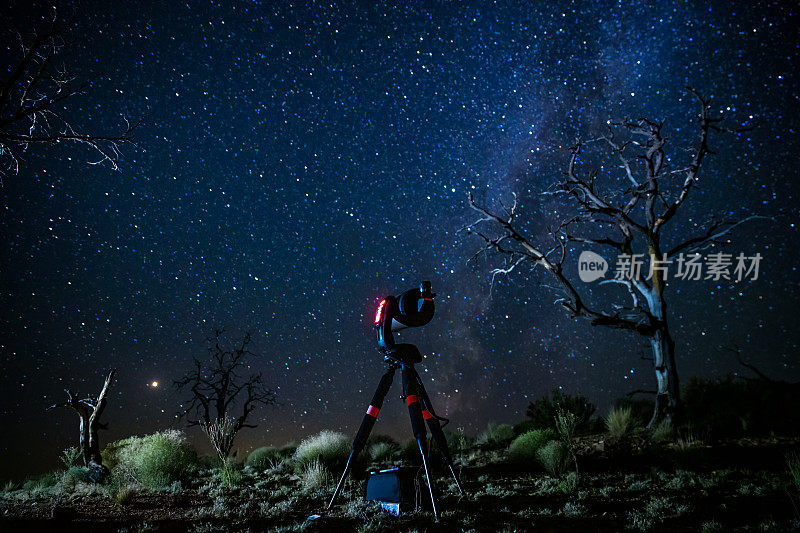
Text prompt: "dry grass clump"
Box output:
[[605, 406, 636, 441], [293, 430, 350, 472], [367, 442, 398, 463], [113, 484, 136, 505], [651, 420, 674, 443], [300, 459, 330, 491]]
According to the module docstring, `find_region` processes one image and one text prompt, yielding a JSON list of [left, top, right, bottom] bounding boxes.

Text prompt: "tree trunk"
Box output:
[[79, 413, 90, 465], [51, 370, 115, 480], [647, 298, 680, 428]]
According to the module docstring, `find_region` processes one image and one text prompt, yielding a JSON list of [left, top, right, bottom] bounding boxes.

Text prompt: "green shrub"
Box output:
[[628, 495, 691, 531], [22, 472, 58, 492], [526, 390, 596, 433], [60, 447, 82, 469], [787, 452, 800, 491], [557, 471, 578, 494], [605, 406, 636, 441], [700, 521, 724, 533], [104, 429, 197, 489], [555, 407, 579, 445], [64, 466, 90, 484], [218, 460, 243, 487], [293, 430, 350, 472], [476, 423, 515, 447], [2, 480, 19, 493], [278, 444, 297, 458], [246, 446, 281, 470], [536, 440, 570, 476], [560, 500, 587, 517], [508, 429, 556, 464]]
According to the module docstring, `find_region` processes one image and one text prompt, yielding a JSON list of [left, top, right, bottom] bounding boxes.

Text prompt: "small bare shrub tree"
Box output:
[[176, 330, 276, 458]]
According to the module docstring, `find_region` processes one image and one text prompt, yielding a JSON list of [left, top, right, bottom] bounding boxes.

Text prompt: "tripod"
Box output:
[[327, 349, 463, 520]]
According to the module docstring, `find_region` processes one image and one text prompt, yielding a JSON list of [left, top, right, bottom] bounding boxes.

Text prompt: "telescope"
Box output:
[[327, 281, 462, 521], [375, 281, 435, 364]]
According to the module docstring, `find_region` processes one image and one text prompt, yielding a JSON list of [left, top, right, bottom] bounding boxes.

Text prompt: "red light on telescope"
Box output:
[[375, 299, 387, 324]]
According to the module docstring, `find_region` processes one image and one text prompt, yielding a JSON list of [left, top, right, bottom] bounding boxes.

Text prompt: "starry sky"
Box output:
[[1, 1, 798, 479]]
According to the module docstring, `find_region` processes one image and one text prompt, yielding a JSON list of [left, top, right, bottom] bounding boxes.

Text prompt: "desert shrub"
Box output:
[[278, 444, 297, 458], [368, 442, 398, 463], [787, 452, 800, 491], [60, 447, 82, 469], [525, 390, 596, 433], [628, 495, 691, 531], [508, 429, 556, 465], [683, 375, 800, 439], [560, 500, 587, 517], [536, 440, 570, 476], [651, 420, 674, 443], [476, 423, 515, 447], [22, 472, 58, 492], [557, 471, 578, 494], [605, 405, 636, 441], [301, 459, 330, 491], [64, 466, 90, 484], [294, 430, 350, 472], [554, 407, 579, 443], [218, 460, 243, 487], [700, 521, 724, 533], [246, 446, 281, 470], [106, 430, 197, 489]]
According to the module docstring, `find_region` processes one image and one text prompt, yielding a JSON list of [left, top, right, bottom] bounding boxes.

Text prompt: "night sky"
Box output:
[[1, 1, 798, 479]]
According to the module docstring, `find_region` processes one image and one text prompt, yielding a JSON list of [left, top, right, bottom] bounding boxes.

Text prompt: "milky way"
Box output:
[[1, 1, 797, 478]]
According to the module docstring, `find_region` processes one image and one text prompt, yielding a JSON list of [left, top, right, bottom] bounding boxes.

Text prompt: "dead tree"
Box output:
[[50, 369, 116, 477], [175, 330, 277, 457], [466, 89, 766, 427], [0, 9, 136, 183]]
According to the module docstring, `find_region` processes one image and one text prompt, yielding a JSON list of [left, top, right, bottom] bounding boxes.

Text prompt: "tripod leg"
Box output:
[[402, 364, 439, 520], [413, 370, 464, 495], [328, 365, 397, 510]]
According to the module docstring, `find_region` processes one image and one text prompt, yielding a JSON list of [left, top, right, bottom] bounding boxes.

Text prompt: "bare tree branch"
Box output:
[[465, 90, 765, 427], [0, 10, 137, 183], [466, 193, 658, 335], [668, 215, 772, 256]]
